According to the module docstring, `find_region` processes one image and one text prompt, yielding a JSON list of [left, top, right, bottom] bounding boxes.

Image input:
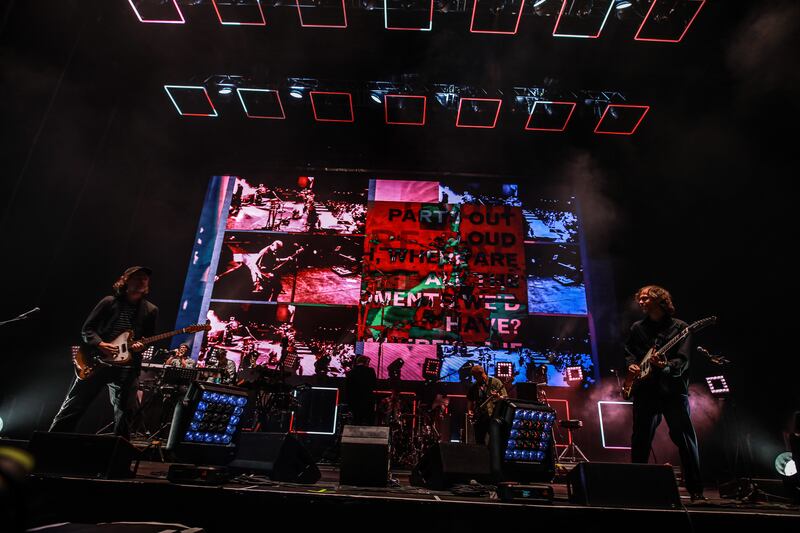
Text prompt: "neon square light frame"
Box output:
[[212, 0, 266, 26], [289, 386, 339, 435], [128, 0, 185, 24], [384, 0, 434, 32], [310, 91, 355, 123], [469, 0, 525, 35], [594, 104, 650, 135], [597, 400, 633, 450], [296, 0, 348, 28], [634, 0, 706, 43], [384, 94, 427, 126], [236, 88, 286, 119], [552, 0, 614, 39], [546, 398, 572, 447], [164, 85, 218, 117], [455, 98, 503, 129], [524, 101, 577, 132]]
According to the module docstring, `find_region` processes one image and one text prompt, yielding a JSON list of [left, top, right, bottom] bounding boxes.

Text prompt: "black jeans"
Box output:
[[631, 391, 703, 494], [473, 417, 490, 446], [50, 366, 139, 440]]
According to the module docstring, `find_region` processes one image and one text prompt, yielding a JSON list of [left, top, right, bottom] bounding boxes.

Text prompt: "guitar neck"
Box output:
[[138, 328, 194, 346]]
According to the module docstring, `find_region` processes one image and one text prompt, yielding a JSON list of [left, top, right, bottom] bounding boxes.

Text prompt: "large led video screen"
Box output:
[[175, 172, 595, 386]]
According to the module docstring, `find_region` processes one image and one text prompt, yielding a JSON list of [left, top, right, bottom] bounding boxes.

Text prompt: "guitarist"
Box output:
[[253, 240, 291, 302], [466, 365, 508, 446], [624, 285, 704, 501], [50, 266, 158, 440]]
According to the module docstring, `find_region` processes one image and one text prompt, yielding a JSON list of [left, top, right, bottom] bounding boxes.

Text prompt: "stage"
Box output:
[[24, 461, 800, 532]]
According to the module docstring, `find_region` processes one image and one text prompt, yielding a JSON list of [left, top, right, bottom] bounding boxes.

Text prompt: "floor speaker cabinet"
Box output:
[[229, 432, 320, 483], [566, 462, 682, 509], [411, 442, 492, 490], [339, 425, 390, 487], [28, 431, 138, 479]]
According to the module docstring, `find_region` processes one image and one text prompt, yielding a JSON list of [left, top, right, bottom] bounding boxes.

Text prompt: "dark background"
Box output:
[[1, 1, 798, 474]]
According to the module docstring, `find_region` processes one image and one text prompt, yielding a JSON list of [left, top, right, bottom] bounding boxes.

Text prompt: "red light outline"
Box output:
[[634, 0, 706, 43], [546, 398, 572, 447], [524, 100, 577, 132], [211, 0, 267, 26], [164, 85, 218, 117], [594, 104, 650, 135], [455, 97, 503, 129], [469, 0, 526, 35], [309, 91, 355, 123], [384, 94, 427, 126]]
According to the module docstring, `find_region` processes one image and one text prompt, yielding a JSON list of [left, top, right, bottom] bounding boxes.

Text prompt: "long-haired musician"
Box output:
[[624, 285, 704, 501], [466, 365, 507, 446], [50, 266, 158, 439]]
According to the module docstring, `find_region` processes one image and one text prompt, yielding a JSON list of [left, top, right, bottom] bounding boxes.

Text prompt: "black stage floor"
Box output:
[[25, 462, 800, 532]]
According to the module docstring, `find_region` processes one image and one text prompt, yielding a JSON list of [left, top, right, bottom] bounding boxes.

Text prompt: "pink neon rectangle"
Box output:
[[384, 94, 427, 126], [372, 179, 440, 202], [524, 101, 577, 132], [212, 0, 267, 26], [310, 91, 354, 122], [634, 0, 706, 43], [455, 98, 503, 129], [469, 0, 525, 35], [295, 0, 348, 28], [594, 104, 650, 135]]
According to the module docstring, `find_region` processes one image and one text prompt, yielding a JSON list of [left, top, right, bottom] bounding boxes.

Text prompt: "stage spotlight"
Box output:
[[534, 0, 547, 6], [167, 381, 249, 465], [775, 452, 796, 477], [0, 416, 4, 433], [388, 358, 405, 380], [289, 90, 303, 99], [422, 358, 442, 381], [495, 361, 514, 381], [370, 91, 383, 104], [489, 399, 557, 482], [616, 0, 632, 9], [704, 375, 730, 396], [564, 366, 583, 383]]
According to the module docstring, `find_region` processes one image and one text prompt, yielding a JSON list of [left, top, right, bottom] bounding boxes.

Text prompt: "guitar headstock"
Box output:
[[690, 316, 718, 332], [184, 323, 212, 333]]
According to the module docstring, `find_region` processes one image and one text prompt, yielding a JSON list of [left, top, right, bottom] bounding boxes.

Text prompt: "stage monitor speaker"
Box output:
[[411, 442, 492, 490], [566, 462, 681, 509], [340, 425, 390, 487], [228, 432, 320, 483], [28, 431, 137, 479]]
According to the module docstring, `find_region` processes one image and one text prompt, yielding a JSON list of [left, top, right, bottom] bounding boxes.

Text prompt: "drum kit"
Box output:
[[380, 394, 447, 468]]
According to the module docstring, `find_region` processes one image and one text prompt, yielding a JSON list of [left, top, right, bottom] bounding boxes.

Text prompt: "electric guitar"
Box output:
[[621, 316, 717, 400], [257, 246, 306, 279], [73, 323, 211, 380]]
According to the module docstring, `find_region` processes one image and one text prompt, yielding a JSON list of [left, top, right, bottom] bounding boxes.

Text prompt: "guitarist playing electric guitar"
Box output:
[[50, 266, 158, 440], [623, 285, 711, 502]]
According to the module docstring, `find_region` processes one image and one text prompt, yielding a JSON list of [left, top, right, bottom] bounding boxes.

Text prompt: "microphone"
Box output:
[[697, 345, 730, 365]]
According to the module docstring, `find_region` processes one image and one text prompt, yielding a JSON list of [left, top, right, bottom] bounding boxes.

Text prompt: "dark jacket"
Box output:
[[81, 295, 158, 347], [624, 316, 692, 396], [345, 365, 377, 405]]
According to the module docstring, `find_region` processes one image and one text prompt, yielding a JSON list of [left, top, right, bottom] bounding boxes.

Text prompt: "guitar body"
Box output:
[[72, 331, 135, 380], [621, 346, 657, 400]]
